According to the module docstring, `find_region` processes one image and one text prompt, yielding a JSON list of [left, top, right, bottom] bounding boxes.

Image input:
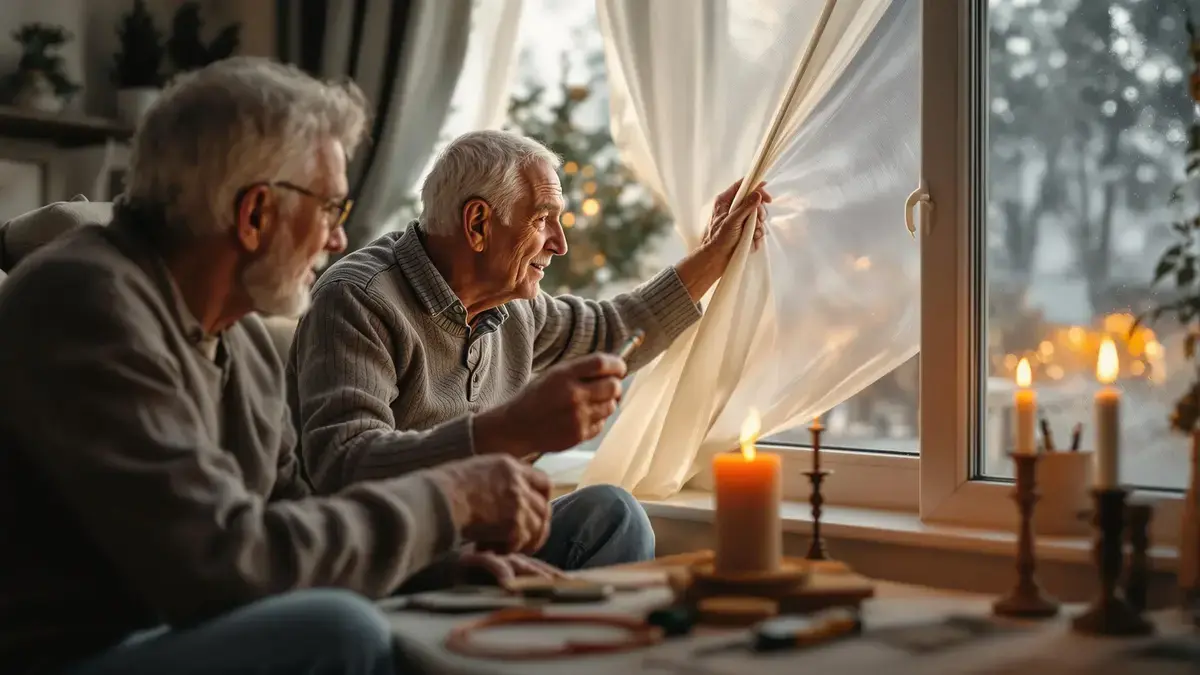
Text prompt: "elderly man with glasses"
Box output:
[[0, 59, 563, 675], [288, 129, 770, 582]]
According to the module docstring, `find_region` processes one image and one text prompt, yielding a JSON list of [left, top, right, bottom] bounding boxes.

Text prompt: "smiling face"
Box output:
[[239, 138, 349, 317], [482, 161, 568, 300]]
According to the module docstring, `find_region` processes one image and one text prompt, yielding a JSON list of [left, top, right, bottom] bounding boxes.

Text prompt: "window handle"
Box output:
[[904, 178, 932, 239]]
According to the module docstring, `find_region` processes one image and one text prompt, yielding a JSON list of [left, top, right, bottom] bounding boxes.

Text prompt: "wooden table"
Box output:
[[383, 553, 1199, 674]]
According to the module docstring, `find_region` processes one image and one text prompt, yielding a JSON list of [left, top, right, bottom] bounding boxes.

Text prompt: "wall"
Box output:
[[0, 1, 275, 216], [0, 0, 274, 118], [0, 0, 219, 118]]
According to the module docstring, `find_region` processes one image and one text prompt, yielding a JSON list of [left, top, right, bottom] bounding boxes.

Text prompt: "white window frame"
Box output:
[[918, 0, 1183, 543]]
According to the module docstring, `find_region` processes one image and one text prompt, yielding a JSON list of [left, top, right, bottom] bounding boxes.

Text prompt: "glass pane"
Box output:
[[763, 356, 920, 454], [983, 0, 1190, 489]]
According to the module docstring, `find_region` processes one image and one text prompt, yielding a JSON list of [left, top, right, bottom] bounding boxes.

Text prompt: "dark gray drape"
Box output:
[[276, 0, 473, 249]]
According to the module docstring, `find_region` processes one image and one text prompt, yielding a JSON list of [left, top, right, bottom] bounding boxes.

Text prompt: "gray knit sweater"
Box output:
[[287, 226, 702, 493]]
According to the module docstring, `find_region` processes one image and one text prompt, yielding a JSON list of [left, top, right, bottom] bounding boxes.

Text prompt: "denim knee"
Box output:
[[575, 484, 656, 561], [283, 589, 393, 673]]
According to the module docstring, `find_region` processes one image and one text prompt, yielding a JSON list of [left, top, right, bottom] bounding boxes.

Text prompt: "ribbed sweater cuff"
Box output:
[[638, 267, 704, 342]]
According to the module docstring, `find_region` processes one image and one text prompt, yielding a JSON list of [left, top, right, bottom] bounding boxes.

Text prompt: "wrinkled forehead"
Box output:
[[522, 161, 564, 211]]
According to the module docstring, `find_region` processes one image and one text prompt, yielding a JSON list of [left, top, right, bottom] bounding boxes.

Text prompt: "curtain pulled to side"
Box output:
[[277, 0, 523, 248], [580, 0, 920, 499]]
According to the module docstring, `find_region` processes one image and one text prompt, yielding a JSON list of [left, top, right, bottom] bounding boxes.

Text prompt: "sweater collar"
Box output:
[[393, 223, 510, 327]]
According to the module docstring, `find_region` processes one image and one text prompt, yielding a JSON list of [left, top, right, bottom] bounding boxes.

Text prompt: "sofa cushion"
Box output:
[[0, 197, 113, 272]]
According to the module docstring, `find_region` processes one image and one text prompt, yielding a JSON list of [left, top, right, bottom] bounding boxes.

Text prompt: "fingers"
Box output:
[[472, 552, 516, 585], [723, 191, 762, 226], [563, 352, 628, 380], [531, 507, 552, 552], [510, 554, 564, 579], [510, 467, 552, 553], [513, 490, 548, 553], [583, 376, 623, 403], [523, 465, 553, 498], [754, 181, 773, 203], [714, 178, 744, 213]]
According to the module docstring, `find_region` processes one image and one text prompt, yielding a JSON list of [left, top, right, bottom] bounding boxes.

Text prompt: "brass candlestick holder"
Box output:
[[805, 419, 831, 561], [993, 452, 1060, 618], [1124, 502, 1152, 613], [1072, 488, 1154, 636]]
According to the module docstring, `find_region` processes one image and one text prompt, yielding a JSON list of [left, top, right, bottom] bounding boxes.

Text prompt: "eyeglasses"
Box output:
[[236, 181, 354, 230]]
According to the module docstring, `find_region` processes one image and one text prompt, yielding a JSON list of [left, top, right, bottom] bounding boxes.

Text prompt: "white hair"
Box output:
[[419, 130, 561, 236], [123, 56, 369, 245]]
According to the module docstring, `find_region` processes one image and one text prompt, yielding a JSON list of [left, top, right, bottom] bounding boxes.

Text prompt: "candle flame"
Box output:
[[1016, 358, 1032, 388], [1097, 337, 1119, 385], [739, 409, 761, 461]]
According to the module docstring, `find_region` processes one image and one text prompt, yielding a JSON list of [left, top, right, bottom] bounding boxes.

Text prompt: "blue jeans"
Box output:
[[534, 484, 656, 570], [61, 589, 395, 675]]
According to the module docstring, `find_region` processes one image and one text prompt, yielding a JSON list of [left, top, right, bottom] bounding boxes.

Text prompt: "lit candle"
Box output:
[[1095, 337, 1121, 488], [713, 409, 782, 575], [1014, 357, 1036, 454]]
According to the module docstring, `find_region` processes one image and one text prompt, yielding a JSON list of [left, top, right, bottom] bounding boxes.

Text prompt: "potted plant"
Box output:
[[3, 23, 80, 114], [166, 2, 240, 74], [112, 0, 165, 127], [1141, 16, 1200, 625]]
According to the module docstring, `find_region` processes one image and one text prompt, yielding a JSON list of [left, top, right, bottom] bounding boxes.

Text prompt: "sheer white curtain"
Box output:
[[327, 0, 525, 245], [580, 0, 920, 499]]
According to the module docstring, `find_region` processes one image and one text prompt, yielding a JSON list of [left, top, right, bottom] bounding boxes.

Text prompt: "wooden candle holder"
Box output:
[[1072, 488, 1154, 636], [684, 557, 873, 626], [807, 419, 832, 561], [1124, 502, 1152, 613], [993, 452, 1060, 619]]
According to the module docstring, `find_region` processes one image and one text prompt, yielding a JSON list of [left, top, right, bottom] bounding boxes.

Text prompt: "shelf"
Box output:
[[0, 105, 133, 148]]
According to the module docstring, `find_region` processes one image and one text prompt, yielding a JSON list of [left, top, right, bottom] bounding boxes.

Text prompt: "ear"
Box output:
[[234, 186, 273, 253], [462, 198, 492, 253]]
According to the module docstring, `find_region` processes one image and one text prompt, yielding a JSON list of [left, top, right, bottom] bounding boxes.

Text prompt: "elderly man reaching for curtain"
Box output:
[[289, 130, 769, 578]]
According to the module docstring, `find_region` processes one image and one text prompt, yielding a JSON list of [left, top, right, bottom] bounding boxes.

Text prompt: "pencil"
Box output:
[[1039, 416, 1056, 452], [1070, 423, 1082, 452], [616, 329, 645, 360]]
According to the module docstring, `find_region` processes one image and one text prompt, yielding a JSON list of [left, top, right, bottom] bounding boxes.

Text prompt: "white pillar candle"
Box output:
[[1094, 338, 1121, 488], [1014, 357, 1036, 454]]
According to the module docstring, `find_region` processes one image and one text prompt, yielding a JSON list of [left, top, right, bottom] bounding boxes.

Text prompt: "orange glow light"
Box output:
[[739, 409, 761, 461], [1097, 337, 1119, 385], [1016, 357, 1032, 388]]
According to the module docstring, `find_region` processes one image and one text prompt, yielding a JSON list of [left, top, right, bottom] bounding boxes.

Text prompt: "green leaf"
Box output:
[[1181, 260, 1197, 287], [1155, 244, 1184, 284]]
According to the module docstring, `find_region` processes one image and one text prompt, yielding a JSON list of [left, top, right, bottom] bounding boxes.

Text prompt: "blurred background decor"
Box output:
[[112, 0, 164, 127], [5, 23, 79, 114]]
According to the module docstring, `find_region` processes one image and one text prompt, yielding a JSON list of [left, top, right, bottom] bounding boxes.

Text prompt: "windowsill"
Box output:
[[640, 489, 1179, 571], [543, 450, 1178, 571]]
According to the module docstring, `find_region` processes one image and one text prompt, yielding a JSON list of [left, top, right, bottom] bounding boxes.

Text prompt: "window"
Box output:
[[982, 0, 1189, 491], [922, 0, 1185, 537], [501, 1, 923, 477]]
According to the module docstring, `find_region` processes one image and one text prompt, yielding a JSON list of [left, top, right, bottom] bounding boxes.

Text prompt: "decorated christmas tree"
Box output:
[[502, 60, 671, 295], [391, 57, 670, 296]]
